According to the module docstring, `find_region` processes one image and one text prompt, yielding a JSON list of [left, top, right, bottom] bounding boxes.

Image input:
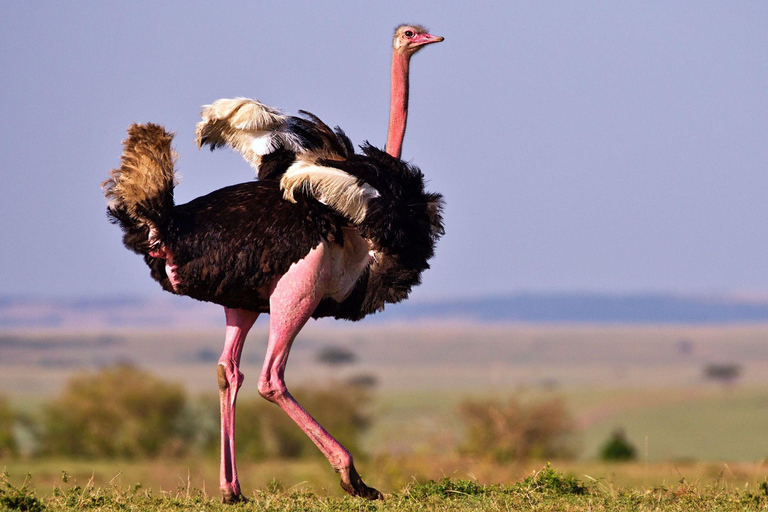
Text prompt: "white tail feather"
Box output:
[[280, 161, 379, 224]]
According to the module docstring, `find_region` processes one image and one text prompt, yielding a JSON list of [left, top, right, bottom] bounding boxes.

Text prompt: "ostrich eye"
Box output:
[[404, 30, 414, 37]]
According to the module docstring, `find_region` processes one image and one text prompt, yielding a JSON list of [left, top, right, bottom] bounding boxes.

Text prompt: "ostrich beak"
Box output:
[[413, 33, 444, 47]]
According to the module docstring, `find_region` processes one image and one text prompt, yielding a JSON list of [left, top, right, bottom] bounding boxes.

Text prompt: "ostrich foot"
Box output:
[[339, 464, 383, 500], [220, 486, 247, 504]]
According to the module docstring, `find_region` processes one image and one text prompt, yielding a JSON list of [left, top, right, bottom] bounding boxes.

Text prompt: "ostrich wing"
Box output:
[[196, 98, 354, 179], [280, 160, 379, 224], [195, 98, 307, 172]]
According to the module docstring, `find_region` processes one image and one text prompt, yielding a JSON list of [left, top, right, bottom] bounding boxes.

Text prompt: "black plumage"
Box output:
[[104, 118, 443, 321]]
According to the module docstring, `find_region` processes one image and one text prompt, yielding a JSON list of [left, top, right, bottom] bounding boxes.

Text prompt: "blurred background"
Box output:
[[1, 1, 767, 496]]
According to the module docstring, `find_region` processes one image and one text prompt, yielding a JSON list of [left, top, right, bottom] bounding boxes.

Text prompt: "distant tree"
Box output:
[[703, 363, 742, 386], [0, 396, 18, 458], [676, 338, 694, 356], [39, 364, 188, 458], [458, 396, 578, 461], [316, 345, 357, 366], [345, 373, 379, 390], [599, 428, 637, 461]]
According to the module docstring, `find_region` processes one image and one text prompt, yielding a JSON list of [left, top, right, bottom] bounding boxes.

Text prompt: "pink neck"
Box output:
[[386, 51, 410, 159]]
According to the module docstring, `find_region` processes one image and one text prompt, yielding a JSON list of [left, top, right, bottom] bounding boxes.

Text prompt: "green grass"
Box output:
[[575, 387, 768, 461], [5, 324, 768, 509], [3, 465, 768, 511], [366, 386, 768, 463], [4, 456, 768, 505]]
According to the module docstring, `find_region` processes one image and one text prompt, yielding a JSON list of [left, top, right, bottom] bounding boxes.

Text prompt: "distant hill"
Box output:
[[376, 293, 768, 324], [0, 296, 221, 329], [3, 293, 768, 329]]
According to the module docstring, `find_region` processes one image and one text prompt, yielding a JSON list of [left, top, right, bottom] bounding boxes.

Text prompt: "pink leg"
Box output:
[[218, 307, 259, 503], [257, 243, 382, 500]]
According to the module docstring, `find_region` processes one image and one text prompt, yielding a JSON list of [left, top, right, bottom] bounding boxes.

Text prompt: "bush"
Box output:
[[600, 428, 637, 461], [703, 363, 742, 385], [35, 365, 373, 461], [519, 464, 589, 495], [38, 364, 188, 458], [176, 394, 220, 456], [234, 384, 373, 460], [458, 396, 578, 461], [0, 396, 18, 458], [0, 471, 44, 512]]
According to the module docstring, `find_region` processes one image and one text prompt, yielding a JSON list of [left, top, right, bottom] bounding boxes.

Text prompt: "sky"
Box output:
[[1, 1, 767, 301]]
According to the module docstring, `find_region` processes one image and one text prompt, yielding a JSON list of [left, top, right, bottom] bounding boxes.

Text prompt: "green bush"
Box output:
[[458, 396, 578, 461], [0, 471, 44, 512], [518, 464, 589, 495], [599, 428, 637, 461], [38, 364, 188, 458], [0, 396, 18, 458], [234, 384, 372, 460], [175, 394, 220, 456], [35, 365, 373, 461]]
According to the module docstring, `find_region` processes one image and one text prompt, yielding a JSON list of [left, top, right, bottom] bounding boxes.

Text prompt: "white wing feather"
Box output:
[[195, 98, 306, 172], [280, 161, 380, 224], [198, 98, 378, 223]]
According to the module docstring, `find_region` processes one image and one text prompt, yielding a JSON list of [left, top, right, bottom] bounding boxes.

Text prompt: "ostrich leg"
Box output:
[[218, 307, 259, 503], [257, 243, 383, 500]]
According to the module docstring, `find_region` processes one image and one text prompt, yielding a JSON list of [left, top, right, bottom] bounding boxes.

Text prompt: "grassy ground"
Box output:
[[3, 465, 768, 511], [367, 386, 768, 462], [3, 455, 768, 499], [4, 324, 768, 509]]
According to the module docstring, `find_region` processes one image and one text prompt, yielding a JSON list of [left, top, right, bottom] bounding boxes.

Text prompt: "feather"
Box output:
[[280, 161, 379, 224], [196, 98, 308, 172]]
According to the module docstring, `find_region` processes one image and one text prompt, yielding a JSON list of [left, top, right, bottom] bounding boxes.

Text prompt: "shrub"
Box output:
[[518, 464, 589, 495], [405, 477, 487, 499], [249, 384, 371, 458], [234, 384, 373, 459], [176, 394, 220, 456], [36, 365, 373, 461], [0, 471, 44, 512], [600, 428, 637, 461], [0, 396, 18, 458], [703, 363, 742, 385], [458, 396, 578, 461], [38, 364, 188, 458], [181, 383, 374, 461]]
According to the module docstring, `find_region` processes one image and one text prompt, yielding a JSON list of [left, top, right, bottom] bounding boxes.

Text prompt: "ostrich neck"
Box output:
[[386, 51, 411, 159]]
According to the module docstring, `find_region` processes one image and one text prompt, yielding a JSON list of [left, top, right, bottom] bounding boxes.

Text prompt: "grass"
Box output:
[[3, 465, 768, 511], [5, 323, 768, 509], [3, 456, 768, 501], [367, 386, 768, 463]]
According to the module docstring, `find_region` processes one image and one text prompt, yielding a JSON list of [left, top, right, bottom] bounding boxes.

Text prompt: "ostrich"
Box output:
[[103, 25, 443, 502]]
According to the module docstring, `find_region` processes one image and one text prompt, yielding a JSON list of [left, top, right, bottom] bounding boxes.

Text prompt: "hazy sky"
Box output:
[[1, 2, 766, 300]]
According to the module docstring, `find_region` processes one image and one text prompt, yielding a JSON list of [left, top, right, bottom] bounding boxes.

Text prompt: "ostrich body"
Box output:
[[103, 25, 443, 502]]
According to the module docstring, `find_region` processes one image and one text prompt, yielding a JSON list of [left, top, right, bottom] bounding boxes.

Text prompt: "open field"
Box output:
[[3, 464, 768, 511], [3, 322, 768, 460], [5, 322, 768, 389], [5, 322, 768, 394], [3, 456, 768, 497], [2, 322, 768, 509]]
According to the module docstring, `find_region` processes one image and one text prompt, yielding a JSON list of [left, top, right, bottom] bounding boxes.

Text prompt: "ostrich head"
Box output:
[[387, 24, 443, 158], [392, 24, 444, 57]]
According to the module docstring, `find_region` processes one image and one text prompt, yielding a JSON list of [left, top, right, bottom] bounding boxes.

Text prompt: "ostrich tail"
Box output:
[[102, 123, 177, 254]]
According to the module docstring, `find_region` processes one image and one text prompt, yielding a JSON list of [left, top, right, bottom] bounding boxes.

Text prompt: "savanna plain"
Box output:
[[2, 322, 768, 511]]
